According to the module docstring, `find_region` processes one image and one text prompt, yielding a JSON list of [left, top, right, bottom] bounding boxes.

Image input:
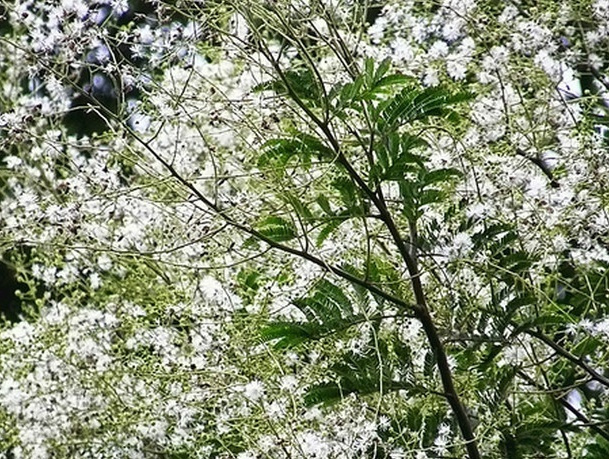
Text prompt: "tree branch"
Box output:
[[251, 25, 481, 459], [524, 327, 609, 388]]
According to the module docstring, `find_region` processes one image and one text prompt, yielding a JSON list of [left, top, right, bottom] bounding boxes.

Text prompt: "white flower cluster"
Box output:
[[0, 0, 608, 457]]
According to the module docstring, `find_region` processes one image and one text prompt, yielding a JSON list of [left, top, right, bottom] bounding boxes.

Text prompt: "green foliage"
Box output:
[[255, 215, 297, 242], [330, 58, 413, 111], [498, 397, 567, 458], [260, 279, 362, 348], [5, 0, 609, 456], [380, 404, 445, 451], [257, 133, 333, 170], [371, 132, 428, 183], [315, 212, 350, 247], [282, 191, 314, 223], [236, 268, 263, 304], [314, 178, 365, 247], [379, 85, 473, 128], [253, 67, 324, 108], [585, 436, 609, 459], [396, 166, 464, 220], [254, 59, 477, 427], [259, 320, 320, 348], [260, 275, 417, 407], [303, 338, 413, 406]]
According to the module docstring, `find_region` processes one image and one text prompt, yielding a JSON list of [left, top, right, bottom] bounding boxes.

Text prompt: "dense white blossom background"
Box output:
[[1, 0, 609, 457]]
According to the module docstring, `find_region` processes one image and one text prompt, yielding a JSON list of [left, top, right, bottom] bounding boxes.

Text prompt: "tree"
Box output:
[[1, 0, 609, 458]]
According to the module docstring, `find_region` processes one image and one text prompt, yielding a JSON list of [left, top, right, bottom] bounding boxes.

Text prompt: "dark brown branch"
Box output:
[[515, 148, 560, 188], [517, 370, 609, 442], [251, 32, 481, 459], [523, 327, 609, 388], [48, 24, 481, 458], [128, 130, 415, 313]]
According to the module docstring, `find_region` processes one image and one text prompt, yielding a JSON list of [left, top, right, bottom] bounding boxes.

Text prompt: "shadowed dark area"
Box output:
[[0, 260, 26, 323]]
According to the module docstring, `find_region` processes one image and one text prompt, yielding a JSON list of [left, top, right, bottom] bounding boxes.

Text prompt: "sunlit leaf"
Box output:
[[256, 216, 297, 242]]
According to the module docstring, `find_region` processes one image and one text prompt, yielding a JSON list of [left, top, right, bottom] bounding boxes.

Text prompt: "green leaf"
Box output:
[[381, 86, 473, 127], [384, 156, 423, 180], [339, 76, 365, 107], [364, 57, 375, 87], [583, 437, 609, 458], [571, 335, 602, 357], [293, 279, 355, 325], [398, 181, 418, 220], [256, 216, 296, 242], [366, 256, 404, 301], [386, 131, 400, 159], [316, 194, 334, 216], [424, 350, 436, 378], [472, 223, 517, 250], [379, 133, 428, 181], [260, 321, 316, 349], [292, 297, 319, 323], [235, 268, 263, 305], [259, 281, 364, 352], [237, 269, 262, 293], [257, 139, 305, 168], [505, 294, 536, 312], [257, 134, 333, 169], [376, 144, 390, 171], [422, 168, 463, 186], [373, 58, 391, 83], [297, 133, 334, 158], [400, 133, 429, 154], [340, 263, 369, 303], [316, 216, 347, 247], [332, 176, 358, 208], [513, 313, 566, 333], [419, 189, 446, 207], [497, 251, 537, 274], [284, 192, 314, 222], [304, 339, 413, 406], [373, 73, 412, 91], [332, 60, 412, 110], [314, 279, 355, 317], [253, 68, 323, 106], [304, 382, 347, 406]]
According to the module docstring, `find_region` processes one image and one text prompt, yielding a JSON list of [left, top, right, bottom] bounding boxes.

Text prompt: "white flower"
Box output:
[[423, 68, 440, 87], [466, 203, 489, 220], [280, 375, 299, 391], [446, 58, 467, 80], [540, 150, 560, 170], [526, 176, 547, 198], [136, 25, 154, 45], [198, 276, 224, 300], [498, 5, 518, 23], [3, 156, 22, 169], [136, 420, 168, 441], [90, 272, 101, 290], [442, 18, 465, 41], [2, 321, 35, 345], [265, 401, 285, 418], [128, 112, 151, 132], [368, 16, 388, 43], [450, 233, 473, 256], [534, 49, 561, 81], [243, 380, 264, 402], [237, 452, 257, 459], [297, 431, 332, 459], [428, 40, 449, 59], [97, 254, 113, 271]]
